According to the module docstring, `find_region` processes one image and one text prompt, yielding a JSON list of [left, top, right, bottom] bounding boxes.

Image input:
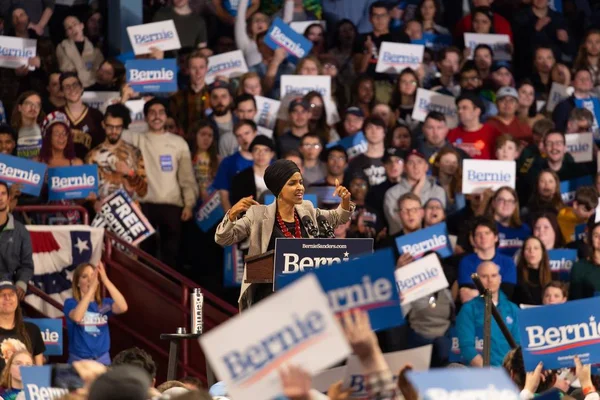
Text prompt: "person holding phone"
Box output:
[[64, 262, 128, 365]]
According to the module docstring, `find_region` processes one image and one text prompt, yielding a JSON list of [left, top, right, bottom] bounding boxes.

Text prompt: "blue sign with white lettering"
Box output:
[[311, 249, 404, 331], [547, 249, 577, 281], [21, 365, 68, 400], [395, 222, 453, 259], [448, 324, 483, 364], [306, 186, 341, 207], [519, 297, 600, 371], [575, 223, 586, 242], [407, 368, 519, 400], [0, 153, 46, 196], [24, 318, 62, 356], [327, 131, 368, 160], [264, 193, 317, 207], [274, 238, 374, 290], [560, 175, 593, 205], [223, 244, 244, 287], [126, 59, 178, 93], [264, 18, 313, 62], [48, 164, 98, 201], [195, 192, 225, 232]]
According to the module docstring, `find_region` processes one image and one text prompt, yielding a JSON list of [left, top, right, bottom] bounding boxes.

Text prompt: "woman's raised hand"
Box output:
[[229, 196, 259, 221]]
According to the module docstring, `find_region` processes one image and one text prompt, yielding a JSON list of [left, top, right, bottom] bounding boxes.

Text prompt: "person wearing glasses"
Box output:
[[10, 91, 44, 160], [85, 104, 148, 210], [57, 72, 105, 160], [298, 133, 326, 186]]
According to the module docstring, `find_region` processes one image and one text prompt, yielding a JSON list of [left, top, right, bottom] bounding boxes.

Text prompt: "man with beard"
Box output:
[[122, 99, 197, 268], [85, 104, 148, 208], [208, 80, 237, 157], [458, 62, 497, 121], [0, 182, 33, 301], [58, 72, 105, 159]]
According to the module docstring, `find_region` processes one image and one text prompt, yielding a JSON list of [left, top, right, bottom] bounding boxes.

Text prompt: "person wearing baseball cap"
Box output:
[[347, 117, 387, 188], [230, 135, 275, 205], [366, 147, 406, 220], [446, 92, 500, 160], [383, 148, 446, 235], [343, 107, 365, 137], [278, 98, 311, 156], [487, 87, 532, 144]]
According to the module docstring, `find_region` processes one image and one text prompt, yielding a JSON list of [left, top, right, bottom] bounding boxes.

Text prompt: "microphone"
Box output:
[[316, 214, 335, 238], [301, 215, 319, 237]]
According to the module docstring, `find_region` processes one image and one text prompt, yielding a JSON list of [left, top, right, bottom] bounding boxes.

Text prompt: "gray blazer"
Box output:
[[215, 200, 352, 307]]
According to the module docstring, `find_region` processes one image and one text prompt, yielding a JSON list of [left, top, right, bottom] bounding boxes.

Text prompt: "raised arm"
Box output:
[[97, 262, 128, 314], [215, 197, 259, 246]]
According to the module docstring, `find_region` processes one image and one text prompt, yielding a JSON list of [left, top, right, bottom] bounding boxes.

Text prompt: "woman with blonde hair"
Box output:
[[63, 262, 128, 365], [0, 350, 33, 400]]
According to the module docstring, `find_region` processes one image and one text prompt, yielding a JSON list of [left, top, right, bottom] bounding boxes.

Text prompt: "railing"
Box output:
[[16, 205, 238, 382]]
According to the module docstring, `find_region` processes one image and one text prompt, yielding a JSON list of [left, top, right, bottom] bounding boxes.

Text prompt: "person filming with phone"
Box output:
[[64, 262, 128, 365]]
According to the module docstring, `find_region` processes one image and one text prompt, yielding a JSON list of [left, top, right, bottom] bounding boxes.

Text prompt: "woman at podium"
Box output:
[[215, 159, 354, 310]]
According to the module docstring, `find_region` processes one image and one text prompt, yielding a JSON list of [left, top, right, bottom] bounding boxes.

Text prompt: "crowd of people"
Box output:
[[0, 0, 600, 398]]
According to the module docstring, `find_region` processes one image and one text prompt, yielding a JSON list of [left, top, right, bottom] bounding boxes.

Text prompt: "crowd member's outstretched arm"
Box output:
[[342, 310, 400, 400]]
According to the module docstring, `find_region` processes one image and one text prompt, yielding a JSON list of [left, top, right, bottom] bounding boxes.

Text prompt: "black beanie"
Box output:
[[264, 159, 301, 197]]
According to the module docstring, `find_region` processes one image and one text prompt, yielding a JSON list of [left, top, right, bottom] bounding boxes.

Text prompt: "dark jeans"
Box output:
[[140, 203, 182, 268], [407, 327, 452, 368]]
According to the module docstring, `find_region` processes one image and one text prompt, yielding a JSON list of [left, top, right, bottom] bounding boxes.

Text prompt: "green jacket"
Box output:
[[569, 259, 600, 300]]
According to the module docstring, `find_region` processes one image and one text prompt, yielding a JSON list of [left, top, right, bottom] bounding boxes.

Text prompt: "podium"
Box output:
[[244, 238, 374, 287], [244, 250, 274, 283]]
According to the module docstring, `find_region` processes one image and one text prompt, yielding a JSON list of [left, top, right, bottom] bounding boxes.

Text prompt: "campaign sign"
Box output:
[[344, 346, 432, 397], [395, 222, 453, 259], [560, 175, 593, 205], [279, 75, 331, 120], [422, 33, 453, 52], [48, 165, 98, 201], [412, 88, 458, 128], [311, 249, 404, 331], [289, 20, 326, 34], [566, 133, 594, 163], [576, 223, 586, 241], [200, 274, 351, 400], [306, 186, 342, 207], [264, 193, 317, 207], [327, 132, 368, 161], [407, 368, 519, 400], [448, 325, 485, 363], [97, 189, 155, 246], [127, 20, 182, 56], [395, 253, 449, 306], [547, 249, 577, 281], [126, 59, 177, 93], [519, 297, 600, 371], [273, 238, 374, 290], [546, 83, 570, 113], [375, 42, 424, 74], [21, 366, 68, 400], [462, 159, 516, 194], [195, 192, 225, 232], [125, 99, 148, 133], [0, 153, 46, 196], [223, 244, 245, 287], [312, 366, 346, 393], [264, 18, 313, 61], [206, 50, 249, 85], [81, 91, 119, 111], [25, 318, 62, 356], [0, 36, 37, 69], [254, 96, 281, 133], [464, 33, 511, 61]]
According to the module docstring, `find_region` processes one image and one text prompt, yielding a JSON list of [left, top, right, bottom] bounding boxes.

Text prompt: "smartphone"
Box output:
[[51, 364, 84, 391]]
